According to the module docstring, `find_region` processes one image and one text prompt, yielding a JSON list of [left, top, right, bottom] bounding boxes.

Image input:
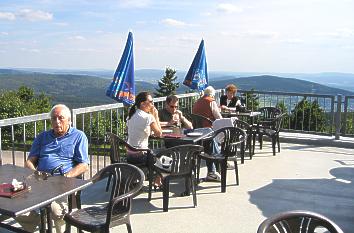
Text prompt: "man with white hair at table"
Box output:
[[192, 86, 223, 181], [16, 104, 89, 233]]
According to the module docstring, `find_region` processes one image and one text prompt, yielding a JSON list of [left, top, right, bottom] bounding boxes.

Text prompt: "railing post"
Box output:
[[342, 96, 348, 136], [335, 94, 342, 140], [72, 110, 77, 128]]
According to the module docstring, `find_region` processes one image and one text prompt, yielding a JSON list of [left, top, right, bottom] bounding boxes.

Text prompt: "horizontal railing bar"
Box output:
[[72, 103, 124, 115], [0, 113, 49, 127], [239, 89, 335, 98]]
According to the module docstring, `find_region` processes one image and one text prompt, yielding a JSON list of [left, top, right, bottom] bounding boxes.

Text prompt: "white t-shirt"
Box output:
[[127, 109, 155, 149]]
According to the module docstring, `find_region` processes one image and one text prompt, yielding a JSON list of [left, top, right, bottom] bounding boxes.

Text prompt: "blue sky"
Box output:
[[1, 0, 354, 73]]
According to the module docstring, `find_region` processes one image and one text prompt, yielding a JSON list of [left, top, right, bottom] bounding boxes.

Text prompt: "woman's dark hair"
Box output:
[[128, 91, 151, 120]]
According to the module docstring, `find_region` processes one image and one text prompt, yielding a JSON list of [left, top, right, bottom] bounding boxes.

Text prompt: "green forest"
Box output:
[[1, 69, 353, 109]]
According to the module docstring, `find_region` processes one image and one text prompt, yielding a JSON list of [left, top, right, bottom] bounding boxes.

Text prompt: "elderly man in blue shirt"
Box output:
[[17, 104, 89, 232]]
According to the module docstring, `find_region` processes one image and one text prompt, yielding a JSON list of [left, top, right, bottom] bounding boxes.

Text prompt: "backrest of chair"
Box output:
[[258, 107, 282, 129], [213, 127, 246, 157], [257, 210, 344, 233], [259, 107, 281, 121], [259, 107, 282, 118], [107, 133, 126, 163], [155, 144, 204, 175], [92, 163, 144, 224], [190, 113, 213, 128], [233, 119, 251, 132], [273, 113, 286, 133]]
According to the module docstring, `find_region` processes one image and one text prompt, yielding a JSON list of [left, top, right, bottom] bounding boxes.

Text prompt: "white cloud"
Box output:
[[221, 30, 278, 39], [281, 38, 305, 44], [217, 3, 243, 14], [119, 0, 151, 8], [341, 45, 354, 50], [141, 47, 155, 51], [178, 36, 199, 43], [161, 18, 186, 27], [20, 48, 41, 53], [201, 12, 212, 17], [17, 9, 53, 21], [54, 22, 69, 26], [244, 30, 279, 39], [1, 32, 9, 36], [68, 35, 86, 41], [316, 28, 354, 39], [220, 31, 241, 37], [68, 48, 101, 52], [0, 12, 16, 20]]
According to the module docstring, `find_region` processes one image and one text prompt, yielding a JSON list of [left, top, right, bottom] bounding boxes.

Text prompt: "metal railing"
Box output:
[[1, 89, 352, 177], [0, 113, 51, 166], [237, 90, 336, 135], [343, 95, 354, 137]]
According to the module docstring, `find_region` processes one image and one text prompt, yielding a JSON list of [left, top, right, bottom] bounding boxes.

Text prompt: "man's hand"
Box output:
[[65, 163, 89, 178]]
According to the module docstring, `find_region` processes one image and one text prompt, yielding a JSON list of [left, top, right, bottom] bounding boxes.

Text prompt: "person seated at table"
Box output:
[[16, 104, 89, 233], [192, 86, 222, 182], [158, 95, 193, 129], [219, 84, 242, 110], [192, 86, 222, 128], [126, 92, 163, 187]]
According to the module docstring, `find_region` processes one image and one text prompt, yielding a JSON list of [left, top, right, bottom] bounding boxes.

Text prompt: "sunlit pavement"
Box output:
[[81, 139, 354, 233]]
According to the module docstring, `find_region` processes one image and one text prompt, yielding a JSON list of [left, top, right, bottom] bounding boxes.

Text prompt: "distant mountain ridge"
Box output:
[[0, 68, 353, 108], [0, 69, 154, 108], [5, 68, 354, 92], [209, 75, 354, 96]]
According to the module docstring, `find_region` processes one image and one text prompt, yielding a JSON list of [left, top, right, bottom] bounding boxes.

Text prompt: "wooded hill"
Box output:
[[0, 69, 352, 109]]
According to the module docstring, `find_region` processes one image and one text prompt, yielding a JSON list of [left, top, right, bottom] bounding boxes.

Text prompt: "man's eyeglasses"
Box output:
[[169, 105, 178, 109]]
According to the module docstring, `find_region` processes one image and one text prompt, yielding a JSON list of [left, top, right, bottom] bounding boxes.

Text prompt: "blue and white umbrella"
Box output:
[[106, 32, 135, 105], [183, 39, 208, 91]]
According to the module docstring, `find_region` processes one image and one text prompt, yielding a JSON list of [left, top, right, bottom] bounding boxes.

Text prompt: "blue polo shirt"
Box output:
[[28, 127, 89, 174]]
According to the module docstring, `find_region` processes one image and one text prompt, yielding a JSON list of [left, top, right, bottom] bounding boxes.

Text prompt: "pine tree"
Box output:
[[154, 67, 179, 97], [290, 98, 326, 132]]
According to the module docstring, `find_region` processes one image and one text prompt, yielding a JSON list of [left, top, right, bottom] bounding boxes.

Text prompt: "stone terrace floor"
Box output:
[[80, 140, 354, 233]]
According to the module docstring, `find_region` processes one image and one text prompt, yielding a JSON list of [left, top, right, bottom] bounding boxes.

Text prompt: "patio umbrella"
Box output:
[[183, 39, 208, 91], [106, 32, 135, 105]]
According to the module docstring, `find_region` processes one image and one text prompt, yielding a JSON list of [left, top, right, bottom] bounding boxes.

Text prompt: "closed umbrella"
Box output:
[[183, 39, 208, 91], [106, 32, 135, 105]]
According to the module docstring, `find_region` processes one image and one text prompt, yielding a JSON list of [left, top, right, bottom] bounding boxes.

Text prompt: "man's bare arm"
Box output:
[[65, 163, 89, 178], [25, 157, 38, 171]]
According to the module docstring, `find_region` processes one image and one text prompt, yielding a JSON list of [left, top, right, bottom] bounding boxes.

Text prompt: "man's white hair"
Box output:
[[204, 86, 216, 97], [50, 104, 71, 121]]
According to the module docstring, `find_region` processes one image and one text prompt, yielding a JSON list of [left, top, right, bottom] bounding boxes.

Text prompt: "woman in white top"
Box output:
[[127, 92, 162, 165]]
